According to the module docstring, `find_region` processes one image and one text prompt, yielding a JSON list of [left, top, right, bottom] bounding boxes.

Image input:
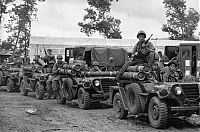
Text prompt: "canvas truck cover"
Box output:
[[90, 47, 128, 67]]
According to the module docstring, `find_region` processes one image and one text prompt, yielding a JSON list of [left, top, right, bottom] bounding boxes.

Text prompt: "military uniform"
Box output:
[[162, 60, 180, 82], [115, 30, 155, 81], [46, 55, 65, 98]]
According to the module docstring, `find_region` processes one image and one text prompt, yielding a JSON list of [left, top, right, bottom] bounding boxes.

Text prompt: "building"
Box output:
[[29, 36, 196, 62]]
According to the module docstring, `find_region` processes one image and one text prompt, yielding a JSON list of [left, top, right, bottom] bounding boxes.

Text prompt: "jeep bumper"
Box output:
[[171, 106, 200, 111]]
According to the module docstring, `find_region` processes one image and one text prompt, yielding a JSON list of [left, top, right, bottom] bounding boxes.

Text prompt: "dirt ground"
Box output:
[[0, 86, 200, 132]]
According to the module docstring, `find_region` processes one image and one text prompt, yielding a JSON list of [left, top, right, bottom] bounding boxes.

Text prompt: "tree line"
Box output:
[[0, 0, 199, 57]]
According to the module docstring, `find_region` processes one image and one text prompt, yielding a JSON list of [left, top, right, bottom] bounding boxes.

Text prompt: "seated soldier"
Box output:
[[46, 54, 65, 99], [163, 60, 180, 82], [90, 61, 102, 72]]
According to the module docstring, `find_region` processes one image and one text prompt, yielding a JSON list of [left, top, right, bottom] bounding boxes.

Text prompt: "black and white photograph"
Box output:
[[0, 0, 200, 131]]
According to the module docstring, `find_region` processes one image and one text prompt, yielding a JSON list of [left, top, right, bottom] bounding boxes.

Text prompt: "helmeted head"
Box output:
[[109, 57, 114, 62], [92, 61, 99, 66], [137, 30, 146, 39], [47, 49, 52, 55], [158, 51, 162, 56], [168, 60, 178, 71], [56, 54, 63, 63]]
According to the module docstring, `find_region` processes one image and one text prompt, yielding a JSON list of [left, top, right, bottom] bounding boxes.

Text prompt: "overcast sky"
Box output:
[[2, 0, 200, 39]]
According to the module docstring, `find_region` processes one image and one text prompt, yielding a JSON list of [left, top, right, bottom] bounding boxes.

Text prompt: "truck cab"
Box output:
[[165, 42, 200, 80]]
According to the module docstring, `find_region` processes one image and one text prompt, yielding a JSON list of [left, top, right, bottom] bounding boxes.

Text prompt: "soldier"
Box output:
[[115, 30, 155, 81], [163, 60, 180, 82], [90, 61, 102, 72], [107, 57, 115, 71], [158, 51, 169, 63], [43, 49, 56, 66], [46, 54, 65, 99]]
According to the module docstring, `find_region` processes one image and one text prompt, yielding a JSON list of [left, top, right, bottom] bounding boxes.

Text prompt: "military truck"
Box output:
[[109, 64, 200, 129], [65, 46, 128, 70], [55, 47, 128, 109]]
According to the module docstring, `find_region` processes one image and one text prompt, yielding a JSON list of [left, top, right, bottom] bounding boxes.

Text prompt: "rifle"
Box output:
[[43, 46, 47, 56], [131, 34, 153, 60]]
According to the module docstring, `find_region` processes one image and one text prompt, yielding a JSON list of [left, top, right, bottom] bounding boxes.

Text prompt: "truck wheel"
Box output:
[[56, 89, 66, 104], [126, 83, 142, 115], [35, 81, 44, 100], [63, 78, 73, 101], [7, 78, 14, 93], [20, 80, 28, 96], [113, 92, 128, 119], [148, 96, 168, 129], [78, 87, 91, 109]]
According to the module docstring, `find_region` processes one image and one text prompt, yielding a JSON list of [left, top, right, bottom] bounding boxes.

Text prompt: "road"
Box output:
[[0, 87, 200, 132]]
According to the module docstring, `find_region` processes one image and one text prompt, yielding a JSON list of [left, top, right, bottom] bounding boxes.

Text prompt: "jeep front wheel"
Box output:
[[148, 96, 168, 129], [7, 78, 14, 93], [78, 87, 91, 109], [63, 78, 73, 101], [56, 89, 66, 104], [35, 81, 44, 100], [113, 92, 128, 119], [20, 80, 28, 96]]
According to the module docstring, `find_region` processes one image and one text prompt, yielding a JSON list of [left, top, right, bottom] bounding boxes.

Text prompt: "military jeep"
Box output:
[[109, 64, 200, 129], [55, 63, 118, 109], [0, 64, 21, 92], [20, 65, 52, 100]]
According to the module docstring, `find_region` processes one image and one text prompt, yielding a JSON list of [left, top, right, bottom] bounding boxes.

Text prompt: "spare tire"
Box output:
[[126, 83, 142, 115]]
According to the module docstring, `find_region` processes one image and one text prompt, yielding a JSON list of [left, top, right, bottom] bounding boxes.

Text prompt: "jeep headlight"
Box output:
[[94, 80, 100, 87], [174, 86, 182, 95]]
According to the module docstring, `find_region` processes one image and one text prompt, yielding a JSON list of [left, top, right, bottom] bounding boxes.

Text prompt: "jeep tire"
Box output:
[[148, 96, 168, 129], [126, 83, 142, 115], [63, 78, 73, 101], [78, 87, 91, 109], [35, 81, 44, 100], [56, 88, 66, 104], [113, 92, 128, 119], [7, 78, 14, 93], [20, 80, 28, 96]]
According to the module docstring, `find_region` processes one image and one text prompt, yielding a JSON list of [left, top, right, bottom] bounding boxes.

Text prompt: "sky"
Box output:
[[1, 0, 200, 40]]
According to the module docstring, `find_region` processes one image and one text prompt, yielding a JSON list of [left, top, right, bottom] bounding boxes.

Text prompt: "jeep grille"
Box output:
[[180, 84, 199, 105], [100, 78, 117, 93]]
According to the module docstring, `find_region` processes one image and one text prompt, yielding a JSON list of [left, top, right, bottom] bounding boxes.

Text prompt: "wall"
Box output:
[[29, 36, 199, 62]]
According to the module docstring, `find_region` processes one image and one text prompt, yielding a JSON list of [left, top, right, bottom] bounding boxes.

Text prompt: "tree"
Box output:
[[162, 0, 200, 40], [4, 0, 44, 63], [0, 40, 12, 50], [78, 0, 122, 39], [0, 0, 15, 25]]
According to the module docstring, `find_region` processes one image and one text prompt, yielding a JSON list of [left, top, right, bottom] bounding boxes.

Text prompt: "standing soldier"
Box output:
[[158, 51, 169, 63], [46, 54, 65, 98], [115, 30, 155, 81]]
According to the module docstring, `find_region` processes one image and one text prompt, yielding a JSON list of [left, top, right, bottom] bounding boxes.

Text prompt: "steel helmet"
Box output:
[[137, 30, 146, 38], [109, 57, 114, 61], [56, 54, 63, 59], [92, 61, 99, 66]]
